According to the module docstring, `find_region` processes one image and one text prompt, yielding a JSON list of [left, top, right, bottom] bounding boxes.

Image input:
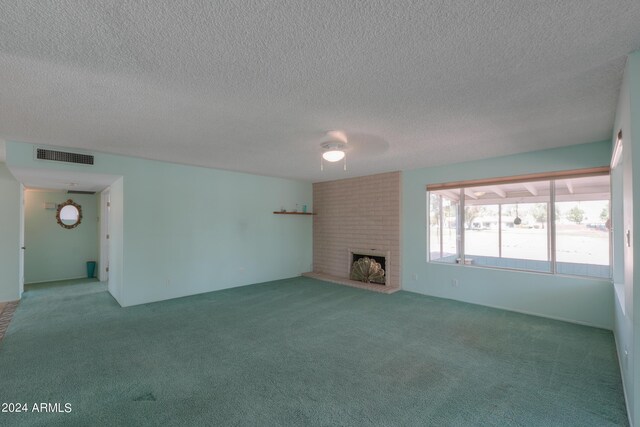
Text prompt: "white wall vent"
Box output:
[[36, 148, 94, 165]]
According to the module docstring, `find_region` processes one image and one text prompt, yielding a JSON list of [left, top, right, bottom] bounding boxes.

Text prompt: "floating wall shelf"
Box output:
[[273, 212, 316, 215]]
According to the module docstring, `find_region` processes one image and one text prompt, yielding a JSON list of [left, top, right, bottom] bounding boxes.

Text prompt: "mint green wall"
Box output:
[[5, 142, 313, 307], [630, 50, 640, 427], [403, 140, 613, 329], [612, 50, 640, 427], [24, 190, 99, 283], [0, 163, 20, 302], [612, 53, 632, 424]]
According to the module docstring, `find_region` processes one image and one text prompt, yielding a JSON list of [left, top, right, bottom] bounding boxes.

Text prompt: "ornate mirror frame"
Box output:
[[56, 199, 83, 229]]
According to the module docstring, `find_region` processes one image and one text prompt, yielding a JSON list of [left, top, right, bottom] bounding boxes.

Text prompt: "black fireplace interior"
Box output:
[[351, 254, 386, 284]]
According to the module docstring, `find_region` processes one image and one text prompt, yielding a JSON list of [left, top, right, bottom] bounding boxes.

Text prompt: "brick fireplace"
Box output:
[[306, 171, 401, 292]]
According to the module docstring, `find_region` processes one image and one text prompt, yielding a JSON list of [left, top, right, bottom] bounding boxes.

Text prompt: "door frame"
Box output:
[[19, 184, 25, 297], [99, 188, 110, 283]]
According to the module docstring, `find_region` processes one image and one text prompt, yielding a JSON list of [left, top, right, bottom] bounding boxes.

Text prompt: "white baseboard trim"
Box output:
[[25, 276, 90, 285]]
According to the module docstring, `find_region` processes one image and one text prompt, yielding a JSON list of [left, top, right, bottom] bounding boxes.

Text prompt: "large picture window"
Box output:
[[427, 169, 610, 279]]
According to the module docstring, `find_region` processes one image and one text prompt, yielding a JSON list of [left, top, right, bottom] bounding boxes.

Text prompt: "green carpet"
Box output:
[[0, 277, 628, 426]]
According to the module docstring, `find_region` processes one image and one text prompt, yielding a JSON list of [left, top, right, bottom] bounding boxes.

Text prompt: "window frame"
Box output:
[[426, 167, 612, 279]]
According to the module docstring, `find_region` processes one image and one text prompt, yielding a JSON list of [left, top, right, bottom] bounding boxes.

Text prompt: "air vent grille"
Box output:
[[36, 148, 94, 165], [67, 190, 96, 195]]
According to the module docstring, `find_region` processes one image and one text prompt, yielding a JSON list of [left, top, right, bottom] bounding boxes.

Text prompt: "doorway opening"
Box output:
[[8, 166, 122, 303], [23, 189, 101, 286]]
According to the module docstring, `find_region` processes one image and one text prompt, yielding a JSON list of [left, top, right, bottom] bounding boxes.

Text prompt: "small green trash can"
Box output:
[[86, 261, 96, 278]]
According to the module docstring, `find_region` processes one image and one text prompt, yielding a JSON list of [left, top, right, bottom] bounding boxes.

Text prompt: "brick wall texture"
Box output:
[[313, 171, 402, 288]]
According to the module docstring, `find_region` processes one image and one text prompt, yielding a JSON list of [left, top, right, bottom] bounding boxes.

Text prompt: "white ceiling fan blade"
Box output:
[[326, 130, 348, 144]]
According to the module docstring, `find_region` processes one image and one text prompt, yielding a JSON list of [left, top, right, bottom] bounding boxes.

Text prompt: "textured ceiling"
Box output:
[[1, 1, 639, 182]]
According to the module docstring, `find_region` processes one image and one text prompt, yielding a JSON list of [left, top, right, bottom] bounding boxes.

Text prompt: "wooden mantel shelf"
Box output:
[[273, 212, 316, 215]]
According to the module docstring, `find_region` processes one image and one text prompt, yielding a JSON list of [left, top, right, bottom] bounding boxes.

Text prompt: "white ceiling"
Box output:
[[0, 1, 639, 182]]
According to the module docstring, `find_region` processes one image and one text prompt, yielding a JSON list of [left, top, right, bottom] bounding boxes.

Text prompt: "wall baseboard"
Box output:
[[25, 275, 90, 285]]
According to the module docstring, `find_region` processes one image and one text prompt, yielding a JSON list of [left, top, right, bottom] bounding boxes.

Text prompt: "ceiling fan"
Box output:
[[320, 130, 348, 171]]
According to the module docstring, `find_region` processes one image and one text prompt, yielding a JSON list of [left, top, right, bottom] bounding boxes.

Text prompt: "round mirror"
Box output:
[[56, 199, 83, 229]]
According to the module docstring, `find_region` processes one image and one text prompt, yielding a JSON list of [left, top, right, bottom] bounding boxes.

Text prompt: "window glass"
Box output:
[[464, 202, 499, 257], [500, 202, 551, 272], [555, 176, 610, 278], [460, 181, 551, 272], [428, 191, 459, 263], [428, 174, 610, 278], [428, 193, 442, 260]]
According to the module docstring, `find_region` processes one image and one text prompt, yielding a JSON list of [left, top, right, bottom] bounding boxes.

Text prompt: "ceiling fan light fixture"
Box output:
[[320, 133, 348, 171], [321, 140, 347, 162], [322, 150, 345, 162]]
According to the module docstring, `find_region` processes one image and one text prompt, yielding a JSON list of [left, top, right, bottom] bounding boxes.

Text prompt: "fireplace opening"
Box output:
[[350, 253, 386, 285]]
